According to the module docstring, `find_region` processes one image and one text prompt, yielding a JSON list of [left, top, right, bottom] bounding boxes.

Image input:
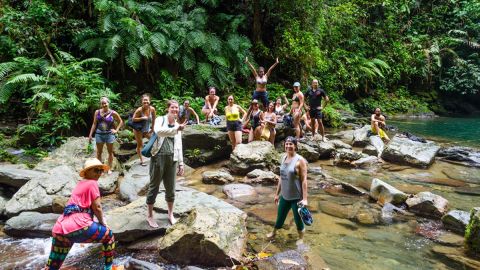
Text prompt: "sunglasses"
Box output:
[[92, 168, 104, 173]]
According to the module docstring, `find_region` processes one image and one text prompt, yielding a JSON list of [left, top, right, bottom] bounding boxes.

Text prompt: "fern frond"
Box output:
[[0, 62, 17, 81], [6, 74, 44, 85], [125, 49, 141, 71]]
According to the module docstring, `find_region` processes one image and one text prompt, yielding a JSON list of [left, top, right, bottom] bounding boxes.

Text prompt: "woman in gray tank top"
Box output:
[[267, 136, 308, 244]]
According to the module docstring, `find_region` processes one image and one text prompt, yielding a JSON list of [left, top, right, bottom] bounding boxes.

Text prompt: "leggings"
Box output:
[[46, 222, 115, 270], [274, 196, 304, 231]]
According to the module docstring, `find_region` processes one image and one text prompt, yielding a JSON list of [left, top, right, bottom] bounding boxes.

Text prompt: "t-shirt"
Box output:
[[52, 179, 100, 235], [159, 124, 175, 155], [305, 87, 327, 108]]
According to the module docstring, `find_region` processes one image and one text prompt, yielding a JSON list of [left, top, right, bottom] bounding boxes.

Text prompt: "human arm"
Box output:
[[133, 108, 147, 122], [91, 197, 107, 226], [210, 96, 220, 116], [88, 110, 98, 142], [150, 107, 156, 132], [245, 57, 258, 77], [111, 111, 124, 134], [154, 116, 184, 137], [238, 105, 247, 122], [265, 57, 279, 77], [176, 128, 185, 175], [297, 157, 308, 205], [189, 107, 200, 124], [274, 178, 282, 205], [322, 95, 329, 109], [283, 95, 289, 108]]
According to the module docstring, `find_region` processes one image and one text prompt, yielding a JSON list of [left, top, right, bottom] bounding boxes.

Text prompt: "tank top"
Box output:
[[96, 110, 115, 134], [141, 109, 152, 132], [251, 110, 261, 128], [280, 154, 302, 200], [275, 105, 284, 115], [226, 105, 240, 121]]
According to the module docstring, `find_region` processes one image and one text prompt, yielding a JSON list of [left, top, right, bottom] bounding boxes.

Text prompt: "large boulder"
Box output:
[[465, 207, 480, 255], [0, 164, 48, 188], [363, 144, 378, 157], [406, 192, 448, 218], [3, 211, 59, 238], [119, 161, 150, 202], [329, 129, 355, 144], [229, 141, 280, 175], [182, 125, 230, 166], [370, 178, 408, 205], [382, 136, 440, 168], [98, 171, 119, 195], [317, 141, 336, 159], [333, 149, 365, 167], [353, 125, 371, 147], [442, 210, 471, 234], [351, 156, 379, 169], [330, 139, 352, 150], [255, 250, 309, 270], [202, 170, 234, 185], [369, 135, 385, 156], [241, 169, 279, 185], [296, 142, 319, 162], [275, 123, 296, 142], [437, 146, 480, 167], [157, 207, 247, 266], [223, 184, 257, 199], [5, 165, 78, 216]]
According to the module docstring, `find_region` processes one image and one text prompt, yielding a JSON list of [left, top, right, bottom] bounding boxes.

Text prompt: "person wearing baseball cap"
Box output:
[[291, 82, 305, 139], [45, 158, 116, 270]]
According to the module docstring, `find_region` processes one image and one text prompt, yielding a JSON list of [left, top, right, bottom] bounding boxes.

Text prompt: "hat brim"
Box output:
[[79, 164, 110, 178]]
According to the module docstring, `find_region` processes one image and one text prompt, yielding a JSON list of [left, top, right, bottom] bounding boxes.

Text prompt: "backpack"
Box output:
[[127, 112, 146, 131]]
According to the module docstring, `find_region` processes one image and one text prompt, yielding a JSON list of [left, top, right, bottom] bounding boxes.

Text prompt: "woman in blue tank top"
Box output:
[[267, 136, 308, 244]]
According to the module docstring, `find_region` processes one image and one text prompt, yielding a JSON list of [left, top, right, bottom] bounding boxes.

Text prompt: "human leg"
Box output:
[[45, 234, 73, 270], [163, 155, 177, 224], [134, 130, 144, 165], [146, 155, 164, 228], [96, 142, 104, 164], [106, 143, 114, 173]]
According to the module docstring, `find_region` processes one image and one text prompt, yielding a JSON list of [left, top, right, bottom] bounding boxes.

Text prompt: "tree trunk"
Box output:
[[253, 0, 262, 44]]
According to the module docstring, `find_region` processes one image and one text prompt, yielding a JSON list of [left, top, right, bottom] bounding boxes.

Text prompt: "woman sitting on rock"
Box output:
[[45, 158, 115, 270], [225, 95, 247, 150], [88, 96, 123, 174], [274, 95, 289, 122], [268, 136, 308, 244], [132, 94, 156, 166], [179, 100, 200, 125], [262, 101, 277, 144]]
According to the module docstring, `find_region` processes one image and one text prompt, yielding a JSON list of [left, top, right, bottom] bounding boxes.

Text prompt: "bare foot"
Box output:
[[147, 217, 159, 228], [108, 170, 113, 175], [168, 215, 177, 225], [266, 232, 276, 240], [296, 238, 304, 245]]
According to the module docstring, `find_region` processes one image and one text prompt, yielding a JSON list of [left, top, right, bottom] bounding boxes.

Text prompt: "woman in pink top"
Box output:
[[45, 158, 115, 270]]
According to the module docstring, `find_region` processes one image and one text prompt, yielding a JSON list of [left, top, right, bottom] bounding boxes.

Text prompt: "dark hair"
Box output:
[[267, 102, 275, 112], [285, 136, 298, 150], [141, 94, 151, 101]]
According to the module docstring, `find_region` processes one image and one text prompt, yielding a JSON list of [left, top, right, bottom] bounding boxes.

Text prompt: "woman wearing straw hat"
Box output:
[[45, 158, 115, 270]]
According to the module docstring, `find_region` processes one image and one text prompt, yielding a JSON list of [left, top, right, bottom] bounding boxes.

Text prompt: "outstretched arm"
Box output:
[[266, 57, 279, 77], [283, 95, 289, 108], [245, 57, 258, 78], [88, 110, 99, 142]]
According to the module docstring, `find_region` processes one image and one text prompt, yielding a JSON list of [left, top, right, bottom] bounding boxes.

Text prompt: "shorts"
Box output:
[[309, 108, 323, 119], [252, 90, 269, 108], [95, 133, 116, 144], [226, 120, 242, 132]]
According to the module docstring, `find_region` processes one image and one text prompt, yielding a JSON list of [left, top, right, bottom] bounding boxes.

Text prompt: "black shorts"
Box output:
[[226, 120, 242, 132], [309, 108, 323, 119]]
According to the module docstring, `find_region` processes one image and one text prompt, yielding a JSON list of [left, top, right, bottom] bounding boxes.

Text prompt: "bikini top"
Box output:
[[293, 95, 300, 102], [275, 106, 284, 115], [256, 76, 268, 85], [96, 109, 115, 133]]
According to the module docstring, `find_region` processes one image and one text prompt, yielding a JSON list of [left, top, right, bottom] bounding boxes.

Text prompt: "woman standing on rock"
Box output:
[[291, 82, 305, 139], [45, 158, 115, 270], [146, 100, 185, 227], [132, 94, 157, 166], [245, 56, 279, 109], [245, 99, 264, 143], [225, 95, 247, 150], [88, 96, 123, 174], [268, 136, 308, 244]]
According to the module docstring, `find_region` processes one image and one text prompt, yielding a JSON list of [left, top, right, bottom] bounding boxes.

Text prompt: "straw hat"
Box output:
[[79, 158, 109, 178]]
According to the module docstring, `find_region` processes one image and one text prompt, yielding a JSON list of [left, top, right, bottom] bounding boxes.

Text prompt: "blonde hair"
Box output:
[[100, 96, 109, 103]]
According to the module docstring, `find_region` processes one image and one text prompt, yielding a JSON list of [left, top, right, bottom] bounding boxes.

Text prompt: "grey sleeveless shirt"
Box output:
[[280, 154, 302, 200]]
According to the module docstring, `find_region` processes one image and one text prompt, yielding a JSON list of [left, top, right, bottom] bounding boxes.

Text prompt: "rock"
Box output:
[[255, 250, 308, 270], [436, 232, 464, 247], [4, 212, 60, 238], [406, 192, 449, 218], [201, 170, 234, 185], [52, 196, 69, 214], [98, 171, 119, 195], [223, 184, 257, 199], [437, 146, 480, 167], [354, 206, 381, 225], [340, 182, 367, 195], [370, 178, 408, 205], [455, 186, 480, 196], [369, 135, 384, 156], [381, 135, 440, 168], [318, 201, 353, 219], [352, 156, 379, 168], [229, 141, 280, 175], [275, 123, 296, 142], [157, 207, 247, 266], [296, 142, 319, 162], [465, 207, 480, 255], [124, 258, 164, 270], [317, 141, 336, 159], [381, 203, 410, 224], [329, 129, 355, 144], [182, 125, 231, 166], [431, 245, 480, 269], [333, 149, 365, 167], [363, 144, 378, 156], [119, 161, 150, 202], [5, 165, 78, 217], [442, 210, 471, 234], [242, 169, 279, 185], [330, 139, 352, 149], [0, 164, 48, 188], [352, 125, 371, 147]]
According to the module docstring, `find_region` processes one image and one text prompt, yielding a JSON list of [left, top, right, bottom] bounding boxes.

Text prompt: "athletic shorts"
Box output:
[[226, 120, 242, 132], [252, 90, 269, 108], [309, 108, 323, 119]]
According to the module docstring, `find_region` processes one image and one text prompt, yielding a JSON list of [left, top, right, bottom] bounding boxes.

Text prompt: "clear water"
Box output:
[[390, 116, 480, 147]]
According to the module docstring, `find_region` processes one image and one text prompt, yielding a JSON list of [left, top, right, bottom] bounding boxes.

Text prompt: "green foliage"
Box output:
[[465, 209, 480, 255], [440, 58, 480, 95], [354, 88, 431, 115], [184, 148, 205, 165]]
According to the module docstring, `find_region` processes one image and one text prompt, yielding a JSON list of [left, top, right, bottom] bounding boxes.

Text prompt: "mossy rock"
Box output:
[[465, 207, 480, 255]]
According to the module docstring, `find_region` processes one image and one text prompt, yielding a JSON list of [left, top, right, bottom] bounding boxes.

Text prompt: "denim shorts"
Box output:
[[252, 90, 269, 108], [95, 133, 116, 144], [226, 120, 242, 132]]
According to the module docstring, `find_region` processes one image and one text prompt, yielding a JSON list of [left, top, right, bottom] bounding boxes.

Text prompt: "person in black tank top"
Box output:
[[305, 79, 329, 141]]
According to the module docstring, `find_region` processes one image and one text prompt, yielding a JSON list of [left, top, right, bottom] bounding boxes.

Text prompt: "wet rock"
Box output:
[[0, 164, 48, 188], [223, 184, 257, 199], [318, 201, 353, 219], [381, 136, 440, 168], [370, 178, 408, 205], [437, 146, 480, 167], [416, 220, 443, 240], [158, 207, 247, 266], [465, 207, 480, 255], [182, 125, 230, 166], [352, 125, 371, 147], [431, 245, 480, 270], [229, 141, 280, 175], [436, 232, 464, 247], [454, 186, 480, 196], [352, 156, 379, 168], [98, 171, 119, 195], [182, 267, 205, 270], [317, 141, 336, 159], [352, 202, 382, 225], [119, 161, 150, 202], [369, 135, 385, 156], [242, 169, 279, 185], [255, 250, 308, 270], [5, 165, 77, 217], [52, 196, 69, 214], [275, 123, 296, 142], [329, 129, 355, 144], [381, 203, 410, 224], [201, 170, 234, 185], [330, 139, 352, 150], [4, 212, 59, 238], [124, 258, 163, 270], [297, 142, 319, 162], [340, 182, 367, 195], [333, 149, 365, 167], [362, 144, 378, 157], [406, 192, 449, 218], [442, 210, 471, 234]]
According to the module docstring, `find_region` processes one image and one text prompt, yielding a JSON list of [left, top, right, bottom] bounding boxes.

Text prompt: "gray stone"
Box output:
[[363, 144, 378, 156], [431, 245, 480, 269], [297, 142, 319, 162], [333, 148, 365, 167], [353, 125, 371, 147], [201, 170, 234, 185], [0, 164, 48, 188], [406, 192, 449, 218], [119, 161, 150, 202], [125, 258, 164, 270], [340, 182, 367, 195], [442, 210, 471, 234], [369, 135, 385, 156], [330, 139, 352, 149], [158, 207, 247, 266], [182, 125, 231, 166], [242, 169, 279, 185], [255, 250, 308, 270], [382, 136, 440, 168], [437, 146, 480, 167], [5, 165, 78, 216], [352, 156, 379, 168], [229, 141, 280, 175], [370, 178, 408, 205], [329, 129, 355, 144], [317, 141, 336, 159], [4, 212, 60, 238], [223, 184, 257, 199], [98, 171, 119, 195]]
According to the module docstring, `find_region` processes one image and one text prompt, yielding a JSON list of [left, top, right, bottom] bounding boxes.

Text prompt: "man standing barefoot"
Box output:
[[305, 79, 329, 141]]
